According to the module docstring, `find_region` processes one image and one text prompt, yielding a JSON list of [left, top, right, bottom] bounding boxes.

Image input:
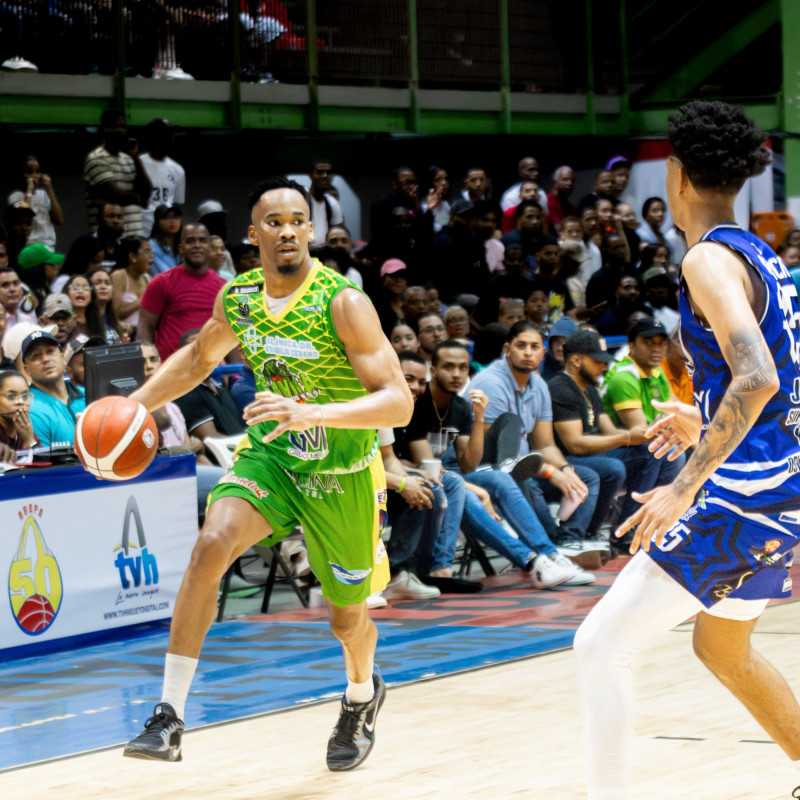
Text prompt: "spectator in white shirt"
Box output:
[[139, 118, 187, 235]]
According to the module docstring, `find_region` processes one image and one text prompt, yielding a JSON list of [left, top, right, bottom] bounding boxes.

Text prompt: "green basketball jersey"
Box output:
[[223, 259, 378, 474]]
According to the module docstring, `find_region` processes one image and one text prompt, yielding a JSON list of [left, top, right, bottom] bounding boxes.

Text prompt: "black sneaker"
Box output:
[[326, 672, 386, 771], [123, 702, 184, 762]]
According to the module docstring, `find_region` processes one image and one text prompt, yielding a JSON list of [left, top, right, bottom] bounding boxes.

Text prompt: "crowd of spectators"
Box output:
[[1, 110, 795, 604]]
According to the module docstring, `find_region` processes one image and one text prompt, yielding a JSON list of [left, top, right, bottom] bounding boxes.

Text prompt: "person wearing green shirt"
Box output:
[[600, 316, 685, 547], [601, 317, 674, 427]]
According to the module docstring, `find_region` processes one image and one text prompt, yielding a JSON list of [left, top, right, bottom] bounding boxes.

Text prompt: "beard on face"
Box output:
[[578, 362, 602, 386], [508, 355, 534, 374], [277, 261, 302, 275]]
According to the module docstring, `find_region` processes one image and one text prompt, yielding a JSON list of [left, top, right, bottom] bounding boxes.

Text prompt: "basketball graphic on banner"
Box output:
[[17, 594, 56, 633], [9, 513, 62, 636]]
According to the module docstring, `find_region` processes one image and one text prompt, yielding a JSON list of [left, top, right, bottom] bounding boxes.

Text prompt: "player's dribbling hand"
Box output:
[[244, 392, 322, 443], [614, 483, 695, 554], [646, 399, 702, 460]]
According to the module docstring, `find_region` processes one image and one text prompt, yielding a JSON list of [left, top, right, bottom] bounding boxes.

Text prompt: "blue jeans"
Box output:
[[569, 445, 685, 526], [386, 474, 446, 575], [518, 464, 601, 542], [450, 466, 558, 561], [429, 470, 467, 572], [472, 410, 601, 541], [197, 465, 226, 520], [562, 453, 626, 534]]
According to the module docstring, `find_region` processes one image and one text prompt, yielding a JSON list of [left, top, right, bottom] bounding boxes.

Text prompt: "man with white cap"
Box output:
[[37, 293, 76, 346], [4, 321, 57, 365], [19, 329, 86, 447]]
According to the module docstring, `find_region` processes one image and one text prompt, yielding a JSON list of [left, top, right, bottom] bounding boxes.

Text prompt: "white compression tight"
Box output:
[[573, 552, 710, 800]]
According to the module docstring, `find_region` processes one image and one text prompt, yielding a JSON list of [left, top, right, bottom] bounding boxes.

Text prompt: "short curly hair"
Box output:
[[667, 100, 771, 192], [247, 177, 310, 212]]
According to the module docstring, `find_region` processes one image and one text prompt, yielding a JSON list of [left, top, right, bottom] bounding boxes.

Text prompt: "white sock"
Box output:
[[345, 666, 374, 704], [162, 653, 198, 722]]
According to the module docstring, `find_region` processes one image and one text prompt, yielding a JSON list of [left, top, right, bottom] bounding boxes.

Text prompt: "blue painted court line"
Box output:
[[0, 619, 574, 771]]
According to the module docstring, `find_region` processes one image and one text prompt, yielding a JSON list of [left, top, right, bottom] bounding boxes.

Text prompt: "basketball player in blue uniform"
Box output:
[[574, 100, 800, 798]]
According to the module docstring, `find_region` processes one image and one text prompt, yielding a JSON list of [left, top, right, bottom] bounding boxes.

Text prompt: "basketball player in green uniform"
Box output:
[[123, 177, 413, 770]]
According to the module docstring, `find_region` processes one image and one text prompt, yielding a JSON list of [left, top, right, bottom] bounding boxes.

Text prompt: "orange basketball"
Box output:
[[75, 396, 158, 481]]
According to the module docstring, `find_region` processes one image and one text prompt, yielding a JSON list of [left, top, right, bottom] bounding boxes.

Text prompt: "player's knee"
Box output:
[[188, 524, 239, 579], [328, 603, 369, 641], [692, 627, 737, 678], [573, 621, 605, 671]]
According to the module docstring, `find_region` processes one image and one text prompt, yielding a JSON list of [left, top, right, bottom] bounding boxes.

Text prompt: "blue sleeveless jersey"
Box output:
[[679, 224, 800, 517]]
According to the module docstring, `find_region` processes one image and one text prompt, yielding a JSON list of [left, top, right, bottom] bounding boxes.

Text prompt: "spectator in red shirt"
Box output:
[[546, 165, 578, 227], [137, 224, 226, 359]]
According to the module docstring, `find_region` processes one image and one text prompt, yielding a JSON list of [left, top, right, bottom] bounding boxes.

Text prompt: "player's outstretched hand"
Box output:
[[244, 392, 323, 443], [646, 399, 702, 460], [614, 483, 695, 554]]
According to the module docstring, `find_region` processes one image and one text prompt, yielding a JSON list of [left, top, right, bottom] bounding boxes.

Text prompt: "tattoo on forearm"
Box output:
[[725, 328, 763, 369], [673, 329, 775, 495], [732, 361, 776, 392]]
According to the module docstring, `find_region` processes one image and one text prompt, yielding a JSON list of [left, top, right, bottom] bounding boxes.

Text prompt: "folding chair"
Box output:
[[454, 528, 497, 578]]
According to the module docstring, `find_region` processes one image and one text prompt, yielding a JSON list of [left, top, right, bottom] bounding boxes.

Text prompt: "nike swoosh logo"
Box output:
[[364, 719, 375, 733]]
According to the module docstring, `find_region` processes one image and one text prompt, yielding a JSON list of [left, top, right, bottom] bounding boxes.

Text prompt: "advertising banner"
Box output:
[[0, 456, 196, 655]]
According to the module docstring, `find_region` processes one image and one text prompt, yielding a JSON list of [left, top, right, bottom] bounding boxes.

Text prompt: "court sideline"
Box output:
[[2, 590, 799, 798]]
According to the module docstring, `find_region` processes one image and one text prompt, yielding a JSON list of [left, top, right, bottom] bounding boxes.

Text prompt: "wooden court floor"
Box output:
[[2, 601, 799, 799]]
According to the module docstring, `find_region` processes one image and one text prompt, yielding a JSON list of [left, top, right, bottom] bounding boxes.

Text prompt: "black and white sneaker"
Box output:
[[326, 672, 386, 771], [123, 702, 184, 762], [499, 451, 544, 482]]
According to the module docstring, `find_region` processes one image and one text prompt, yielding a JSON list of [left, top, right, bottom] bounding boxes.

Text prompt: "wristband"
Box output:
[[396, 476, 407, 493], [560, 463, 575, 472], [541, 464, 554, 479]]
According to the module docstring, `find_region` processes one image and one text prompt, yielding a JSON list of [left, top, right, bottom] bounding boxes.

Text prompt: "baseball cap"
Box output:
[[20, 330, 59, 361], [154, 203, 182, 221], [380, 258, 407, 277], [563, 330, 614, 364], [40, 293, 74, 317], [606, 155, 631, 171], [558, 239, 590, 263], [198, 200, 228, 218], [450, 198, 475, 219], [641, 266, 670, 285], [17, 243, 66, 271], [63, 333, 106, 365], [7, 200, 35, 217], [548, 316, 578, 340], [627, 316, 668, 341], [147, 117, 175, 130], [3, 322, 57, 362]]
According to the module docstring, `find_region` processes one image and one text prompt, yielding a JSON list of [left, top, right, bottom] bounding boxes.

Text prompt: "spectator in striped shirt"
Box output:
[[83, 109, 152, 238]]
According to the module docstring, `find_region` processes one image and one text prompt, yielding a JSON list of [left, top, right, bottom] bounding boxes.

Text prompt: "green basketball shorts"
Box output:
[[208, 447, 390, 607]]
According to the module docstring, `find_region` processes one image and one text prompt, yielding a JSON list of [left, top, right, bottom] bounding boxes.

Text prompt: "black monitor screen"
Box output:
[[84, 343, 145, 405]]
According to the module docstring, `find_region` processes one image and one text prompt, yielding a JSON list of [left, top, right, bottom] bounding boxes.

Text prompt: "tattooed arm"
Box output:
[[616, 241, 779, 553]]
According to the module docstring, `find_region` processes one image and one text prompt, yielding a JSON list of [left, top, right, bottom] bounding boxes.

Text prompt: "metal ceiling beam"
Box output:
[[641, 0, 779, 104]]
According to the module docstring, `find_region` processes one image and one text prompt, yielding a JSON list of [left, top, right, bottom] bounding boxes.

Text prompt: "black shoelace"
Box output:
[[332, 704, 366, 745]]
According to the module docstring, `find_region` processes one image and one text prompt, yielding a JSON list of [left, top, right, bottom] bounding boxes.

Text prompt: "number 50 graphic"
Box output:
[[8, 515, 62, 635]]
